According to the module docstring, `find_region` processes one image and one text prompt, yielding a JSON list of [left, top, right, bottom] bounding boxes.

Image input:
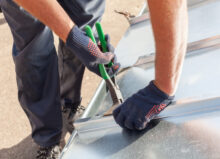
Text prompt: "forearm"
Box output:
[[147, 0, 188, 95], [14, 0, 74, 42]]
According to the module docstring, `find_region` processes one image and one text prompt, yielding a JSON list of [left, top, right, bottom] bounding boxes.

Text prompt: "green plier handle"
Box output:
[[85, 23, 124, 110], [95, 22, 114, 68], [85, 23, 113, 80]]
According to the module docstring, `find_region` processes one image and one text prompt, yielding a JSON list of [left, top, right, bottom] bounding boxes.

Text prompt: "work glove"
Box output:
[[98, 34, 115, 53], [98, 34, 120, 77], [113, 81, 174, 130], [66, 26, 120, 77]]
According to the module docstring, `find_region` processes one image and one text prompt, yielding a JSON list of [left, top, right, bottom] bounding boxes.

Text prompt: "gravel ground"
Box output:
[[0, 0, 144, 158]]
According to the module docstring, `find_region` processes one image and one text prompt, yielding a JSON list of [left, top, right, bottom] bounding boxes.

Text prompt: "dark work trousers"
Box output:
[[0, 0, 105, 147]]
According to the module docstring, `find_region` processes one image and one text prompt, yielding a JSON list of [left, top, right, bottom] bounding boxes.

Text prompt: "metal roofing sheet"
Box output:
[[60, 0, 220, 158], [116, 0, 220, 68], [62, 98, 220, 159]]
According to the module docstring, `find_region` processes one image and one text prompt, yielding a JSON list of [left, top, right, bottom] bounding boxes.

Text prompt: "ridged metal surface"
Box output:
[[63, 109, 220, 159], [60, 0, 220, 158]]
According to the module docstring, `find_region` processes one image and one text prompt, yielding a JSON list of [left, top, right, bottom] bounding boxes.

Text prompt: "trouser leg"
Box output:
[[0, 0, 62, 147], [58, 0, 106, 108]]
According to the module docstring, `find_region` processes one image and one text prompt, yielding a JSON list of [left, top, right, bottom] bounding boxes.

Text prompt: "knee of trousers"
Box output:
[[11, 27, 56, 103], [1, 0, 57, 101]]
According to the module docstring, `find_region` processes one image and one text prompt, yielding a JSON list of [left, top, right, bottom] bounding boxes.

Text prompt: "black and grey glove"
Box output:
[[66, 26, 120, 77], [113, 81, 174, 130]]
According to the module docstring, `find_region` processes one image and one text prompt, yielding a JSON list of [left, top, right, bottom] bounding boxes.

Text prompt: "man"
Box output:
[[0, 0, 188, 158], [0, 0, 120, 158], [113, 0, 188, 130]]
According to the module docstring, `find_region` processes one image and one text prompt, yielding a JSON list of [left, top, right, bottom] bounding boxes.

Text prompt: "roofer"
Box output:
[[0, 0, 188, 158], [0, 0, 120, 158]]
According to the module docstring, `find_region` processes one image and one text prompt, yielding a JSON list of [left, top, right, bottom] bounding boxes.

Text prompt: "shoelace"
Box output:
[[62, 104, 85, 114], [73, 105, 85, 114], [36, 146, 60, 159], [36, 147, 50, 159]]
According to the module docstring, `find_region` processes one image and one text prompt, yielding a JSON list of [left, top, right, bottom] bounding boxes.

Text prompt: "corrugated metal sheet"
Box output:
[[60, 0, 220, 158]]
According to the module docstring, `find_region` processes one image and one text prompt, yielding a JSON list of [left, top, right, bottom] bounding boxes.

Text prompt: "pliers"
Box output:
[[85, 23, 123, 116]]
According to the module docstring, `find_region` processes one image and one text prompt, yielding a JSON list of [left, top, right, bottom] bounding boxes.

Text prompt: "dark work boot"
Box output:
[[62, 100, 85, 133], [36, 144, 61, 159]]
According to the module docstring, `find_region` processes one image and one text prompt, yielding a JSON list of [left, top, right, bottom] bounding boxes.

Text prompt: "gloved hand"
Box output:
[[66, 26, 120, 77], [98, 34, 120, 77], [98, 34, 115, 53], [113, 81, 174, 130]]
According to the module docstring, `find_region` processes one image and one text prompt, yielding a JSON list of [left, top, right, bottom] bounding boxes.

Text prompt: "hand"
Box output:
[[113, 81, 174, 130], [98, 34, 115, 53], [66, 26, 120, 77], [98, 34, 120, 77]]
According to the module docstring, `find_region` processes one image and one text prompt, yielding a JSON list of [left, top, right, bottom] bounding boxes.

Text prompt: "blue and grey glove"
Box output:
[[98, 34, 115, 53], [113, 81, 174, 130], [66, 26, 120, 77], [98, 34, 120, 77]]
